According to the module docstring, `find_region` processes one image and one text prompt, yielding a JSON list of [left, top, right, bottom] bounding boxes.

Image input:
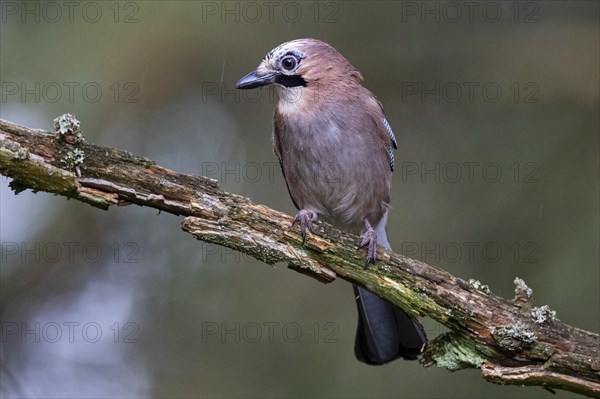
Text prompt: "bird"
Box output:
[[236, 38, 427, 364]]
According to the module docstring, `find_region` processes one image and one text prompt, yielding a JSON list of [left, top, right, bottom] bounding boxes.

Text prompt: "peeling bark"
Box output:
[[1, 117, 598, 397]]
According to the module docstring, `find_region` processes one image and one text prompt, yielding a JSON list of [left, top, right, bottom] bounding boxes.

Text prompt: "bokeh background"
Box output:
[[1, 1, 598, 398]]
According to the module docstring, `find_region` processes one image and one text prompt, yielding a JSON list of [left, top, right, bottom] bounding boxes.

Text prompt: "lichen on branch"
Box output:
[[1, 117, 598, 397]]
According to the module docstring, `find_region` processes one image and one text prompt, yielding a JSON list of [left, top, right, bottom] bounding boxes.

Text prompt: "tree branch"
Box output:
[[1, 116, 598, 397]]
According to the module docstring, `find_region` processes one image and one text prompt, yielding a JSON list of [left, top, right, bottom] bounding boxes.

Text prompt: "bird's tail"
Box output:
[[353, 285, 426, 364], [353, 213, 427, 364]]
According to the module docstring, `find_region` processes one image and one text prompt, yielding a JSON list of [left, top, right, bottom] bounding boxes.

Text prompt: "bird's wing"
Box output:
[[272, 109, 300, 210]]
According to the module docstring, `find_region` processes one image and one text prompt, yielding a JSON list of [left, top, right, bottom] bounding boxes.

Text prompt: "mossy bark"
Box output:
[[1, 118, 598, 397]]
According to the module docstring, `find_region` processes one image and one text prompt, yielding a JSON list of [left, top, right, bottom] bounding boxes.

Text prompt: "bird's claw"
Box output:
[[358, 227, 377, 269], [292, 209, 316, 244]]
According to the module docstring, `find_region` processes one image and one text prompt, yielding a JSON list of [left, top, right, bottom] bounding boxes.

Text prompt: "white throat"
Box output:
[[276, 86, 306, 114]]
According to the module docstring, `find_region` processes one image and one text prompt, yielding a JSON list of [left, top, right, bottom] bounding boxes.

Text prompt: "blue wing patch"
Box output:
[[383, 117, 397, 149], [388, 147, 395, 172], [383, 117, 397, 172]]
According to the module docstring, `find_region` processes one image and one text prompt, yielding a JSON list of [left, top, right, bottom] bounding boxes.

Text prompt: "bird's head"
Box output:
[[236, 38, 363, 93]]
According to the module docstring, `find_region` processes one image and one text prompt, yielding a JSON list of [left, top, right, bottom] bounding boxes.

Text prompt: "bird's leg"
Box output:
[[359, 218, 377, 269], [292, 209, 317, 244]]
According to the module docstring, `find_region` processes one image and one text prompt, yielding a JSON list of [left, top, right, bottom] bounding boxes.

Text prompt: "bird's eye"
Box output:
[[280, 55, 298, 71]]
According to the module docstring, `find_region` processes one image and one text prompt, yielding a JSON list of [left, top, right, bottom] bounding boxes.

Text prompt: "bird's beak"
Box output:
[[236, 70, 278, 89]]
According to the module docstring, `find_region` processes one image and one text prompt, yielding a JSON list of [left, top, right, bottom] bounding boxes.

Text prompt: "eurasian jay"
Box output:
[[236, 38, 426, 364]]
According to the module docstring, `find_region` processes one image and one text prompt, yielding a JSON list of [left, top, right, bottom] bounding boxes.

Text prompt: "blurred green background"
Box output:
[[1, 1, 598, 398]]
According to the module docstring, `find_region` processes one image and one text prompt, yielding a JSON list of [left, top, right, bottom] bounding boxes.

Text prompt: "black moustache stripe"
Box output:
[[275, 75, 307, 88]]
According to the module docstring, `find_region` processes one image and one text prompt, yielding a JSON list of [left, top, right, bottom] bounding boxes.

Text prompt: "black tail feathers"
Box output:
[[353, 285, 427, 365]]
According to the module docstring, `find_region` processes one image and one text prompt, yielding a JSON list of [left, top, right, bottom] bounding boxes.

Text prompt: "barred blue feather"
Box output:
[[383, 117, 397, 172]]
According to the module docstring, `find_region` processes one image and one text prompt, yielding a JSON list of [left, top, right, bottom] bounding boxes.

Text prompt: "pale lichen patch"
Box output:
[[492, 322, 536, 351], [60, 148, 85, 170], [469, 279, 491, 294], [54, 113, 84, 143], [531, 305, 558, 324], [15, 147, 29, 160], [514, 277, 533, 298]]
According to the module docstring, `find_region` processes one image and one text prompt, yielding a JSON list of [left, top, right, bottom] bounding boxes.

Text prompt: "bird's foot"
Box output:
[[359, 219, 377, 269], [292, 209, 317, 244]]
